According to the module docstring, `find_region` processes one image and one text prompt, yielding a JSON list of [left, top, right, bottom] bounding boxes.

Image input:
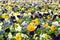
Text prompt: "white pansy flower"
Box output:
[[54, 13, 58, 15], [21, 21, 27, 26], [0, 26, 2, 30], [9, 14, 12, 17], [21, 21, 26, 25], [48, 9, 51, 13], [15, 24, 22, 32], [42, 22, 44, 25], [0, 22, 3, 25], [40, 34, 45, 38], [24, 13, 28, 16], [40, 12, 44, 15], [8, 32, 12, 38], [35, 37, 38, 40], [40, 34, 46, 40], [58, 28, 60, 30], [28, 13, 31, 16], [15, 16, 18, 20], [9, 11, 14, 17], [5, 18, 9, 21], [52, 21, 59, 26], [33, 34, 37, 39], [21, 34, 28, 38]]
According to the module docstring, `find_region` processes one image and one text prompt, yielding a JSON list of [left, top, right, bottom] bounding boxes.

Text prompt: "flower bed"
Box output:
[[0, 2, 60, 40]]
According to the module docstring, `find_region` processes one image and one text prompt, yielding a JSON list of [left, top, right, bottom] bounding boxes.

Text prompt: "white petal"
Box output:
[[8, 32, 12, 38]]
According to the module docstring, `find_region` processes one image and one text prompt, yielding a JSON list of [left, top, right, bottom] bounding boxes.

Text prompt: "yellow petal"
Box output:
[[27, 24, 35, 31], [50, 25, 55, 31]]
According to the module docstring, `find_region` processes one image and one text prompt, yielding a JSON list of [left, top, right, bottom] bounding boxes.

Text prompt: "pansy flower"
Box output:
[[8, 32, 12, 39], [0, 30, 4, 34], [44, 23, 48, 28], [3, 22, 9, 26], [15, 33, 22, 40], [50, 25, 55, 31], [0, 18, 5, 22], [27, 24, 35, 31], [0, 12, 2, 15], [48, 20, 52, 24], [15, 24, 22, 32], [5, 28, 10, 33], [1, 13, 7, 18], [52, 21, 59, 26]]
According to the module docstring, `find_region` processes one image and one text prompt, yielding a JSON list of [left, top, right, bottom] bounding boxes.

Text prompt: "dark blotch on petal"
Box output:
[[58, 16, 60, 18], [57, 34, 60, 40], [37, 25, 41, 28], [0, 18, 5, 22], [5, 28, 10, 33], [11, 32, 16, 35], [3, 36, 7, 40], [29, 31, 34, 35], [50, 33, 56, 40], [13, 20, 17, 23], [53, 15, 57, 20], [11, 16, 15, 20], [35, 25, 41, 31], [31, 11, 35, 14]]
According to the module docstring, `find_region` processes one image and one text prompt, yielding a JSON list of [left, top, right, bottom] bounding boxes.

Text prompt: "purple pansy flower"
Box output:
[[48, 20, 52, 24], [0, 12, 2, 15], [3, 22, 9, 26], [40, 18, 43, 22], [26, 16, 28, 20], [40, 25, 44, 29], [22, 21, 27, 30], [0, 30, 4, 34]]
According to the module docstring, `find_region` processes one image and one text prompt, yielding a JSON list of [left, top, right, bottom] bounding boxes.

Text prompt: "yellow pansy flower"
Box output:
[[44, 34, 50, 40], [16, 19, 22, 23], [50, 5, 56, 9], [8, 6, 12, 11], [27, 24, 35, 31], [14, 23, 18, 28], [50, 25, 55, 31], [22, 8, 25, 10], [31, 20, 35, 25], [31, 18, 39, 25], [29, 8, 34, 12], [43, 16, 46, 19], [1, 13, 7, 18], [41, 9, 45, 12], [5, 6, 8, 9], [8, 2, 11, 5], [5, 15, 9, 19], [13, 12, 20, 16], [44, 23, 48, 28], [47, 16, 51, 20], [56, 9, 60, 12], [35, 18, 39, 25], [15, 33, 22, 40]]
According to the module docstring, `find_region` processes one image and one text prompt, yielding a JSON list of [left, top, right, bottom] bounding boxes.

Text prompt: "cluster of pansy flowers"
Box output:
[[0, 2, 60, 40]]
